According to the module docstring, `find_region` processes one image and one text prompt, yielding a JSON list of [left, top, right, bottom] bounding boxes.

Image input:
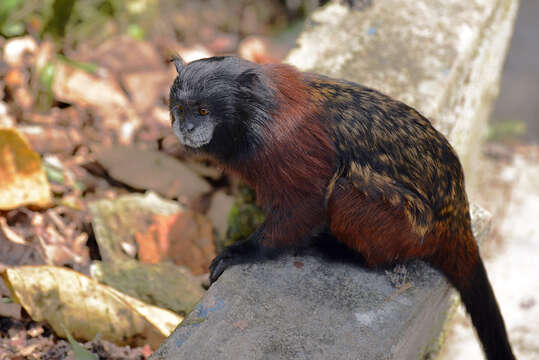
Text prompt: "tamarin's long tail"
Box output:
[[458, 258, 514, 360], [432, 240, 515, 360]]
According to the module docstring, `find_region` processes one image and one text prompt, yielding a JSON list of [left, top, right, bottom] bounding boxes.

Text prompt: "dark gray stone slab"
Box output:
[[151, 208, 490, 360]]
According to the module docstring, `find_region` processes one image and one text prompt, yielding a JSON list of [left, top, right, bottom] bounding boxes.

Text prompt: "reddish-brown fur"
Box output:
[[228, 64, 336, 246], [233, 65, 480, 287], [427, 220, 480, 289], [327, 179, 480, 288], [328, 180, 426, 266]]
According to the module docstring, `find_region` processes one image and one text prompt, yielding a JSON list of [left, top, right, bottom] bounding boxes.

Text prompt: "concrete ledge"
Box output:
[[151, 207, 490, 360]]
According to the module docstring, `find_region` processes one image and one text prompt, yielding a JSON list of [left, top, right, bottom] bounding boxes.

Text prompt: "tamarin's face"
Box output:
[[169, 56, 274, 160]]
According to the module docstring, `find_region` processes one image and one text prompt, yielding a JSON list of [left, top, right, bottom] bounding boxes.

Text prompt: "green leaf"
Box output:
[[0, 0, 22, 21], [42, 0, 76, 39], [57, 54, 99, 74], [1, 21, 25, 37], [62, 325, 99, 360], [127, 23, 145, 40]]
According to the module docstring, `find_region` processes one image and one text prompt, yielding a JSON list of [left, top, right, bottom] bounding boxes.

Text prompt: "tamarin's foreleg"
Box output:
[[210, 197, 326, 283]]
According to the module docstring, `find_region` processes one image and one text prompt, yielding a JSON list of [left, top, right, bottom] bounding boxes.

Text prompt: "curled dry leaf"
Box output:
[[2, 36, 38, 67], [0, 128, 52, 210], [1, 266, 182, 349]]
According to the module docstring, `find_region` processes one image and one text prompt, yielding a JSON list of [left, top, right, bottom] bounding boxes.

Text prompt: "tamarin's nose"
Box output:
[[185, 121, 195, 132]]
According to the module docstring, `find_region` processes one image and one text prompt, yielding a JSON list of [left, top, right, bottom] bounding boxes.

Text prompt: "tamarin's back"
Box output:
[[169, 56, 514, 360], [309, 75, 467, 223]]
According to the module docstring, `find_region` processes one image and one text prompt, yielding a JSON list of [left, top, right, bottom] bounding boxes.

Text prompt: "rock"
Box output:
[[89, 192, 215, 275], [161, 210, 216, 275], [134, 210, 216, 275], [89, 192, 181, 263]]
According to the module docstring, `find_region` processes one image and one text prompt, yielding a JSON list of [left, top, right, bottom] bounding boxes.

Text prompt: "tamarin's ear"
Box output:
[[236, 70, 261, 89], [171, 55, 185, 74], [237, 69, 274, 101]]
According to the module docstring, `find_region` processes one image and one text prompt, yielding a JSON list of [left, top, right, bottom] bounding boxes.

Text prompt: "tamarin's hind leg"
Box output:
[[328, 180, 514, 359], [327, 180, 430, 266]]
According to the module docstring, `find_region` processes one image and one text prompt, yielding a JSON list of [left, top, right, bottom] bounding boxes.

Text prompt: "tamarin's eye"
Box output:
[[177, 105, 184, 113], [199, 107, 209, 116]]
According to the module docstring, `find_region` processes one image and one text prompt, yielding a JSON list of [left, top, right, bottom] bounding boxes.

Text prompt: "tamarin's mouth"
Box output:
[[184, 131, 212, 148], [173, 122, 214, 148]]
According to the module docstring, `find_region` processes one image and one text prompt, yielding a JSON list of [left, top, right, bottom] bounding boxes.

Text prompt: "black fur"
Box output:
[[459, 259, 515, 360], [169, 57, 275, 162]]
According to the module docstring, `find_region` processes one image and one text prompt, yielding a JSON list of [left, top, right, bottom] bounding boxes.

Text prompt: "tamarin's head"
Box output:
[[169, 56, 275, 161]]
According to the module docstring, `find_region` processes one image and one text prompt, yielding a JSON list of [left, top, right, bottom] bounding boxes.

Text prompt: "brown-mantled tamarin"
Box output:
[[169, 55, 515, 360]]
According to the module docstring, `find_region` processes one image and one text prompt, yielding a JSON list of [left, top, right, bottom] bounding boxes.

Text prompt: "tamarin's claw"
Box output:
[[209, 239, 260, 284], [209, 250, 235, 284]]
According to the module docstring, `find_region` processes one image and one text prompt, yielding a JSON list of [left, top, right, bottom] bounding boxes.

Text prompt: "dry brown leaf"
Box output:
[[163, 211, 215, 275], [1, 266, 182, 349], [94, 146, 211, 200], [0, 128, 52, 210], [0, 217, 26, 244], [122, 71, 169, 114], [0, 102, 15, 128], [0, 299, 22, 319], [18, 125, 76, 154], [52, 62, 128, 109], [135, 213, 178, 264], [81, 36, 163, 74]]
